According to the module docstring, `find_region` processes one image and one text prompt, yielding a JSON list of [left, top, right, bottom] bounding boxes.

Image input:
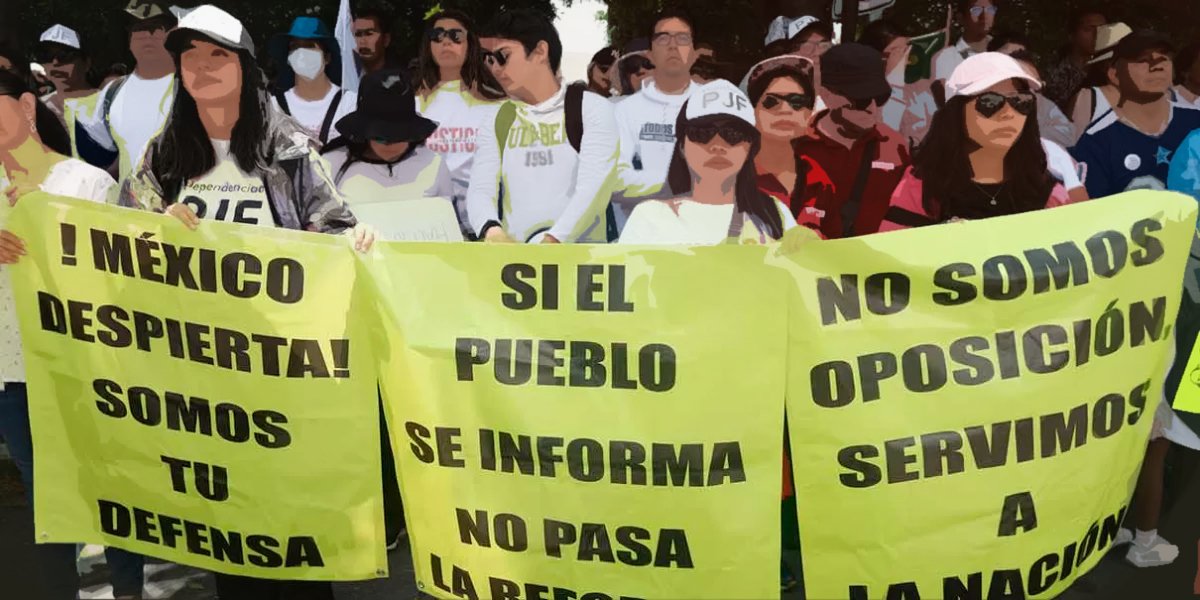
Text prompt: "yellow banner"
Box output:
[[6, 193, 385, 580], [776, 191, 1196, 599], [365, 243, 787, 599]]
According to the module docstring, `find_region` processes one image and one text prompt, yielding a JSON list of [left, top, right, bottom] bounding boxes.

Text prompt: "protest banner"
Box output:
[[775, 191, 1198, 599], [365, 243, 787, 599], [5, 194, 385, 580]]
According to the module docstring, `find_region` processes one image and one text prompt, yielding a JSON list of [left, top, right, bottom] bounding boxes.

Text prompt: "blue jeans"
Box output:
[[0, 382, 145, 598]]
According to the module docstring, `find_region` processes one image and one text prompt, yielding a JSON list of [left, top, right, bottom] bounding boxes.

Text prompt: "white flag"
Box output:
[[335, 0, 360, 92]]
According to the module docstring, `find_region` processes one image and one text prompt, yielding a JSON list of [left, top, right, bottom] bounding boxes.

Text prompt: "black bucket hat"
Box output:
[[335, 69, 438, 143]]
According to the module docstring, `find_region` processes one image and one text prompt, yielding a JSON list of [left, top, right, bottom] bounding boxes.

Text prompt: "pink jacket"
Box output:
[[878, 168, 1073, 232]]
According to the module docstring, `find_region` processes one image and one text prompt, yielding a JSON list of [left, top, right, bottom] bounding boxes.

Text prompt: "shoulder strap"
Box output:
[[839, 138, 881, 238], [318, 90, 344, 145], [1090, 87, 1098, 122], [101, 76, 126, 137], [566, 82, 586, 154], [495, 101, 517, 162], [275, 91, 291, 116]]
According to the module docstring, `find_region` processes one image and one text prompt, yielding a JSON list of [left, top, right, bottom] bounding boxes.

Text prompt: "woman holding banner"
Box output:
[[117, 5, 373, 598], [878, 53, 1073, 232], [0, 69, 151, 599], [618, 79, 796, 245]]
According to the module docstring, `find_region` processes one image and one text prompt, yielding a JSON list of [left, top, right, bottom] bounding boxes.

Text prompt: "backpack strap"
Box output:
[[318, 90, 344, 145], [839, 138, 881, 238], [495, 101, 517, 162], [565, 82, 586, 154], [101, 76, 126, 141], [276, 91, 291, 116]]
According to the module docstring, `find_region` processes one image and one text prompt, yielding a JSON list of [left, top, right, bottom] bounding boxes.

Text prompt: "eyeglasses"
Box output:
[[973, 92, 1037, 118], [968, 5, 999, 19], [652, 32, 694, 47], [36, 47, 81, 65], [482, 48, 512, 68], [761, 93, 814, 111], [686, 123, 755, 145], [429, 27, 466, 44], [849, 92, 891, 111]]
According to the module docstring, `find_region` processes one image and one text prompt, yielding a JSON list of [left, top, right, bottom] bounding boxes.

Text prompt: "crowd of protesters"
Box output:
[[1, 0, 1200, 597]]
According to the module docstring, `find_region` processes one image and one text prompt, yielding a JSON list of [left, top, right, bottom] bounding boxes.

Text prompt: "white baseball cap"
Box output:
[[945, 52, 1042, 100], [165, 4, 255, 57], [685, 79, 755, 126], [786, 16, 822, 41], [39, 25, 81, 50]]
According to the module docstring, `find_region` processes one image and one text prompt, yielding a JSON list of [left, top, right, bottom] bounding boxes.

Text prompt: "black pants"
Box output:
[[213, 575, 334, 599]]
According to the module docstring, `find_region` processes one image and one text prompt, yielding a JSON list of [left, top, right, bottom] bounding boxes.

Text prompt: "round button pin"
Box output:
[[1124, 154, 1142, 171]]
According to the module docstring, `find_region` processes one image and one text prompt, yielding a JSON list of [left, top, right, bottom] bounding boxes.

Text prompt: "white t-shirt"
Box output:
[[466, 84, 621, 243], [932, 37, 992, 81], [618, 198, 797, 246], [77, 73, 175, 181], [417, 81, 502, 201], [1041, 139, 1084, 192], [325, 146, 462, 241], [178, 140, 274, 227], [279, 85, 358, 144], [1, 159, 116, 385]]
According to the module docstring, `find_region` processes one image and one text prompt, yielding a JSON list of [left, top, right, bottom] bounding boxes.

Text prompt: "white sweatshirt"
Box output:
[[612, 80, 699, 213], [466, 84, 620, 243], [417, 81, 503, 201]]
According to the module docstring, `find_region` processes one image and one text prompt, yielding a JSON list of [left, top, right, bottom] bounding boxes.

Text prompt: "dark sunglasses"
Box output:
[[36, 47, 81, 64], [761, 93, 814, 111], [686, 123, 755, 145], [973, 91, 1037, 118], [483, 49, 511, 68], [429, 27, 466, 44], [849, 92, 891, 111]]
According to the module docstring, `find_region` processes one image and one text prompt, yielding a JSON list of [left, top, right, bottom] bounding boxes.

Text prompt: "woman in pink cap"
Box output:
[[879, 52, 1074, 232]]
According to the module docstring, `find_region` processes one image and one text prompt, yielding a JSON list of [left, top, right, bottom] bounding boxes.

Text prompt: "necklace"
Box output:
[[972, 181, 1005, 206]]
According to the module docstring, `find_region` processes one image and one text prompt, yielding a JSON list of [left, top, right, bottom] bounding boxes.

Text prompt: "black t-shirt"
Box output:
[[941, 182, 1039, 222]]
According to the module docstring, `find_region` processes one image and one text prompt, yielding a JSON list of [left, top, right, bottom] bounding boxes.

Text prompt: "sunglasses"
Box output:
[[973, 92, 1037, 118], [968, 5, 999, 19], [429, 27, 466, 44], [761, 93, 814, 111], [686, 123, 755, 145], [483, 49, 512, 68], [36, 47, 81, 64], [849, 92, 891, 111]]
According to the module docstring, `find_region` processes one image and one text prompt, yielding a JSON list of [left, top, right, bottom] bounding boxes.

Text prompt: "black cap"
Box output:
[[819, 43, 890, 100], [1114, 30, 1175, 62], [590, 46, 619, 69]]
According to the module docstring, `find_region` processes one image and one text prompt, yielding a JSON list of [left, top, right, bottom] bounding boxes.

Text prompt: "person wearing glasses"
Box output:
[[746, 55, 833, 225], [469, 9, 619, 244], [75, 1, 177, 182], [932, 0, 998, 83], [416, 9, 505, 230], [880, 53, 1073, 232], [35, 24, 96, 126], [611, 10, 701, 228], [792, 44, 910, 239], [618, 79, 795, 245]]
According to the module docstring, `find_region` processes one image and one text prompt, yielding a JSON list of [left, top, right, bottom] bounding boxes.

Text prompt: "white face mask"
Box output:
[[288, 48, 324, 81]]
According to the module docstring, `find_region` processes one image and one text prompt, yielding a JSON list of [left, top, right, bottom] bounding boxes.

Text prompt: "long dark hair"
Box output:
[[666, 112, 784, 240], [149, 33, 272, 204], [417, 10, 504, 100], [321, 137, 424, 184], [911, 81, 1054, 221], [0, 69, 70, 156]]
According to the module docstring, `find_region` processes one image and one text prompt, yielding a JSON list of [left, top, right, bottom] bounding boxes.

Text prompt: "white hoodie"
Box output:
[[466, 84, 620, 243], [612, 80, 699, 221]]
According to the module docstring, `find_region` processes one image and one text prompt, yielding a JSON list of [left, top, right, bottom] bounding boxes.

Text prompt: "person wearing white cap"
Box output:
[[36, 24, 95, 119], [879, 52, 1075, 233], [1066, 22, 1131, 137], [75, 1, 178, 182], [611, 9, 701, 228], [619, 79, 796, 245], [931, 0, 997, 83]]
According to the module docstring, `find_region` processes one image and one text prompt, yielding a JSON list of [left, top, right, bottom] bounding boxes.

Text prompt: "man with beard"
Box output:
[[77, 1, 177, 181], [1072, 30, 1200, 198], [36, 24, 95, 122], [353, 7, 396, 75], [792, 43, 910, 239]]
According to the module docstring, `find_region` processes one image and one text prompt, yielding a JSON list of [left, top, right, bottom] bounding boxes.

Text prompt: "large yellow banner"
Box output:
[[776, 191, 1196, 599], [365, 243, 788, 599], [5, 193, 385, 580]]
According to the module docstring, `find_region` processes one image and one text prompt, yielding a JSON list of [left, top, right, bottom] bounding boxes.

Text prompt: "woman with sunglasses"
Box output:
[[619, 80, 795, 245], [746, 55, 833, 227], [880, 53, 1072, 232], [617, 52, 656, 96], [416, 9, 505, 214]]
